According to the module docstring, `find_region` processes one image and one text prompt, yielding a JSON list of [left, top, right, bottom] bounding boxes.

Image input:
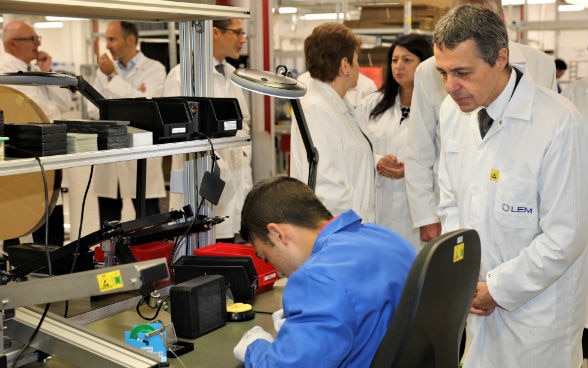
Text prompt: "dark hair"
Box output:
[[370, 33, 433, 120], [120, 21, 139, 44], [213, 19, 233, 30], [304, 22, 361, 83], [433, 5, 508, 67], [240, 176, 333, 244], [555, 58, 567, 71]]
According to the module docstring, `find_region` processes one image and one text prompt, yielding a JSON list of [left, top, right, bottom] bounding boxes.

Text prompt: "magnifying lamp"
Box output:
[[0, 71, 104, 104], [231, 66, 318, 190]]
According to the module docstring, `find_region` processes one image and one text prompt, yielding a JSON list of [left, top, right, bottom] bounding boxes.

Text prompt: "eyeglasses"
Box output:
[[12, 36, 42, 43], [220, 28, 246, 38]]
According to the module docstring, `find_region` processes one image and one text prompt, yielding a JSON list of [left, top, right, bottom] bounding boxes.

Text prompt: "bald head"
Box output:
[[2, 20, 41, 63]]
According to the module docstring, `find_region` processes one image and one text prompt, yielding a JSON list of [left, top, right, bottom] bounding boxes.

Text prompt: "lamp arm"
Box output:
[[290, 99, 319, 191]]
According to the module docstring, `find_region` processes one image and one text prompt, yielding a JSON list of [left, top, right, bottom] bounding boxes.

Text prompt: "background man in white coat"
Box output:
[[163, 18, 252, 243], [403, 0, 557, 243], [0, 20, 71, 121], [435, 6, 588, 367], [561, 77, 588, 362], [0, 20, 72, 247], [90, 20, 167, 224]]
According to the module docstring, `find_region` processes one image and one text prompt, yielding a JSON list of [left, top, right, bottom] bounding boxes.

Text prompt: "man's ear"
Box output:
[[496, 47, 509, 70], [267, 223, 286, 243]]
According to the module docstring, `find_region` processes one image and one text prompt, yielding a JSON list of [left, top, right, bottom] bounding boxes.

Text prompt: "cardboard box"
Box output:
[[357, 3, 448, 31]]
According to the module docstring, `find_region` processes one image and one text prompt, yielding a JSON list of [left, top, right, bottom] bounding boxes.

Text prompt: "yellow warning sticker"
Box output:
[[453, 243, 465, 262], [97, 270, 124, 292]]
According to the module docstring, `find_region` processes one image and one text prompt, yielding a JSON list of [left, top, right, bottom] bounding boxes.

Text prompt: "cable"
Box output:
[[33, 156, 52, 278], [170, 132, 218, 264], [10, 303, 51, 368], [135, 294, 170, 321], [65, 165, 94, 318], [68, 165, 94, 274]]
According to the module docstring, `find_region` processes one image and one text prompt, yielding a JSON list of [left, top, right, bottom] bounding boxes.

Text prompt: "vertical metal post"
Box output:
[[178, 20, 214, 253]]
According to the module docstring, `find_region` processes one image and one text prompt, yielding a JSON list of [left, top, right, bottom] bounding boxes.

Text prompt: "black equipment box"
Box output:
[[156, 97, 243, 139], [170, 274, 226, 339], [97, 98, 191, 143], [97, 97, 242, 143], [172, 255, 257, 302]]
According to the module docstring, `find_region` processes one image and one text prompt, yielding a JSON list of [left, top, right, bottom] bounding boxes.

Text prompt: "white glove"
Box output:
[[272, 308, 286, 332], [233, 325, 275, 362]]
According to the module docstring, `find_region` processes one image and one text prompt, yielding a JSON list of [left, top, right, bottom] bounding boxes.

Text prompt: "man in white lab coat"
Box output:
[[90, 20, 167, 224], [163, 18, 252, 243], [435, 6, 588, 368], [0, 20, 71, 121], [404, 0, 557, 243], [0, 20, 72, 247]]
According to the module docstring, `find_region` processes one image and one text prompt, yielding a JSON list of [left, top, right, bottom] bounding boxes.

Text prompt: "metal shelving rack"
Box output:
[[0, 0, 251, 245], [0, 2, 251, 367]]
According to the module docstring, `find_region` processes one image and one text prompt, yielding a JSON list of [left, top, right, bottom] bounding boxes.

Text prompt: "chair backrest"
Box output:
[[370, 229, 481, 368]]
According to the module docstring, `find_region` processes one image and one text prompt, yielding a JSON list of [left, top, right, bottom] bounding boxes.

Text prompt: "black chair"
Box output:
[[370, 229, 481, 368]]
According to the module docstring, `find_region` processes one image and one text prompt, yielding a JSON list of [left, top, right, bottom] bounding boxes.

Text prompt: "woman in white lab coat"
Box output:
[[290, 22, 376, 221], [357, 34, 432, 251]]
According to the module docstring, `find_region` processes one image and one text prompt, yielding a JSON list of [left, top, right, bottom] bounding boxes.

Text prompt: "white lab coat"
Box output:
[[89, 52, 167, 199], [0, 53, 71, 121], [164, 60, 252, 239], [438, 69, 588, 368], [561, 77, 588, 330], [290, 80, 376, 222], [357, 92, 421, 251], [563, 77, 588, 120], [404, 41, 557, 230]]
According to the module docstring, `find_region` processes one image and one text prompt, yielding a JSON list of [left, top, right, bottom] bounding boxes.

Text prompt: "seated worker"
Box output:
[[233, 176, 416, 367]]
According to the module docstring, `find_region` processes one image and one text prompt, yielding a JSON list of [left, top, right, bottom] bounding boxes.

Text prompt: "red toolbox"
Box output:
[[194, 242, 279, 293]]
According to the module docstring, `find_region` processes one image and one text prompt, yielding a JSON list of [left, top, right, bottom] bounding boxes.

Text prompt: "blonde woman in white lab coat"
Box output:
[[357, 34, 432, 252], [435, 6, 588, 368], [290, 23, 376, 222]]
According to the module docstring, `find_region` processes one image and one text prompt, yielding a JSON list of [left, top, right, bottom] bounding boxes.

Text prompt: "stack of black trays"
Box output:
[[54, 119, 129, 150], [4, 123, 67, 157]]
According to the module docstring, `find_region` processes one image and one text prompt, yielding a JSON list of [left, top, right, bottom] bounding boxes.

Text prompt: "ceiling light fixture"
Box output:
[[45, 16, 88, 21], [278, 7, 298, 14], [301, 13, 343, 21], [34, 22, 64, 29], [558, 4, 585, 10]]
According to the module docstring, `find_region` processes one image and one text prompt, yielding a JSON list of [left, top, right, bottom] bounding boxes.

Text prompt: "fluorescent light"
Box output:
[[301, 13, 343, 21], [502, 0, 525, 5], [565, 0, 588, 5], [527, 0, 556, 3], [279, 7, 297, 14], [45, 16, 88, 21], [559, 4, 585, 10], [34, 22, 63, 29]]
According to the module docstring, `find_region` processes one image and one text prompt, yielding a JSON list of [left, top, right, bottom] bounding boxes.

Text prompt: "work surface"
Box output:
[[22, 281, 285, 368]]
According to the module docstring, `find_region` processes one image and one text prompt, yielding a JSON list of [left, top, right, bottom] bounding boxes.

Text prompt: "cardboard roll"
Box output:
[[0, 85, 61, 240]]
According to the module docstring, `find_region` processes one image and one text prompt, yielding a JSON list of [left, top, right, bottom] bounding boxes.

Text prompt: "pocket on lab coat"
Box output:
[[493, 172, 538, 229]]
